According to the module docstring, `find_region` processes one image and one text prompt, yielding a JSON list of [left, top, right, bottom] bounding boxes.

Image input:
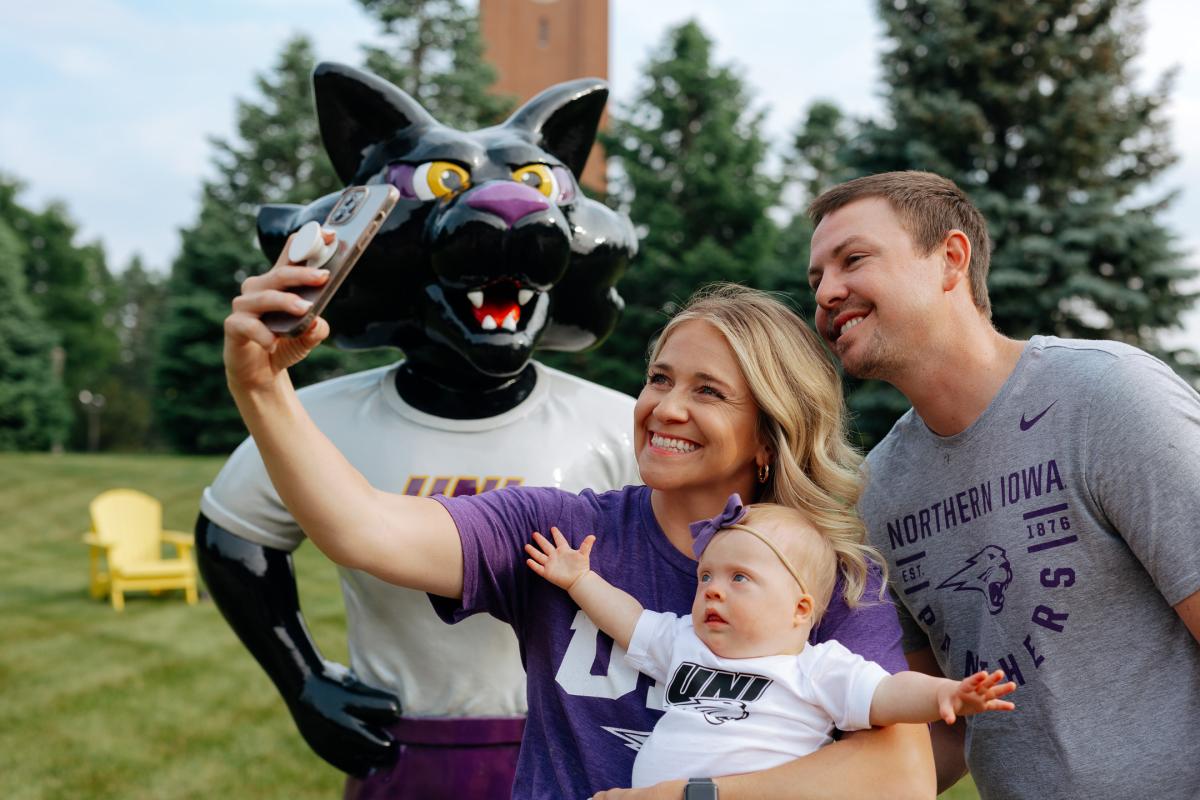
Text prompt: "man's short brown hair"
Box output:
[[808, 171, 993, 317]]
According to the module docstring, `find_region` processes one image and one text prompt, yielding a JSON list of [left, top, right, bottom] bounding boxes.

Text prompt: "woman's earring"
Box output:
[[758, 463, 770, 484]]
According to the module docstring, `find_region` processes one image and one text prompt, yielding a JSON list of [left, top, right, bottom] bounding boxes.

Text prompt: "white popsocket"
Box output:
[[288, 220, 338, 267]]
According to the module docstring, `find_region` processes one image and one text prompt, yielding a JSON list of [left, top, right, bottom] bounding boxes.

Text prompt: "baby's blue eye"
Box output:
[[732, 573, 748, 583], [699, 573, 711, 584]]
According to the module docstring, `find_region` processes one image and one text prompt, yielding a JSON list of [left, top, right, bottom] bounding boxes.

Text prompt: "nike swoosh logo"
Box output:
[[1020, 401, 1058, 431]]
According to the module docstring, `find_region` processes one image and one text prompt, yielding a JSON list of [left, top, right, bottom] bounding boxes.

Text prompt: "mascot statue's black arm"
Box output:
[[195, 62, 638, 797]]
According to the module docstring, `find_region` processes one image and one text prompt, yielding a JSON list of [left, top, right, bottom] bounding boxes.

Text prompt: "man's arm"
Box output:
[[1087, 356, 1200, 650], [1175, 587, 1200, 645], [717, 723, 935, 800], [593, 723, 935, 800]]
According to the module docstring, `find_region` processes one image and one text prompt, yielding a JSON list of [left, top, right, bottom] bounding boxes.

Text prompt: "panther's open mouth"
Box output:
[[456, 279, 540, 333]]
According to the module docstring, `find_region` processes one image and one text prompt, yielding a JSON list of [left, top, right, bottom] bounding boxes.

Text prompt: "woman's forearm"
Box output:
[[715, 723, 935, 800], [223, 254, 463, 598], [231, 375, 463, 598], [232, 375, 374, 557]]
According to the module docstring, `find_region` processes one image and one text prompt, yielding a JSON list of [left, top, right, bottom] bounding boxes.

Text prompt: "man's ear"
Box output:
[[942, 229, 972, 292]]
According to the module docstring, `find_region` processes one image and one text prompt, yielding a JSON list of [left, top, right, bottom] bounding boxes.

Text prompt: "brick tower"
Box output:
[[479, 0, 610, 193]]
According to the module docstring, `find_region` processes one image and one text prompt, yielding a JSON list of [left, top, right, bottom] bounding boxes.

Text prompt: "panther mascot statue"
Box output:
[[195, 62, 640, 799]]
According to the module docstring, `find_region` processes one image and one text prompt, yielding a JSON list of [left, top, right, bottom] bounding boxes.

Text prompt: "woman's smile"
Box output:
[[648, 432, 701, 454]]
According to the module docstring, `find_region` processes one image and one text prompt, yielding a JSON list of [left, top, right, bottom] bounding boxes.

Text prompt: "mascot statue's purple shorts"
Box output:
[[196, 62, 640, 799]]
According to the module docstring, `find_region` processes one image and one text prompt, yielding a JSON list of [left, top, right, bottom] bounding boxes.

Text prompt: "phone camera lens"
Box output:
[[330, 189, 364, 224]]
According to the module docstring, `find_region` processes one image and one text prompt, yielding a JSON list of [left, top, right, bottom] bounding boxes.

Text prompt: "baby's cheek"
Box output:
[[692, 621, 718, 654]]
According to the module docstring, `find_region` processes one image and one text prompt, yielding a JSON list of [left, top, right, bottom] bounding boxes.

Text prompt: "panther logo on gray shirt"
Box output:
[[936, 545, 1013, 614]]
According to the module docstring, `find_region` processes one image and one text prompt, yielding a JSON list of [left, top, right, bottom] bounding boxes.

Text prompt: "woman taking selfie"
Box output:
[[223, 256, 933, 798]]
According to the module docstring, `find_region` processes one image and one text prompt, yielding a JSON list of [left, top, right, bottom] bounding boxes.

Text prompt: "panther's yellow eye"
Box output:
[[511, 164, 558, 199], [413, 161, 470, 200]]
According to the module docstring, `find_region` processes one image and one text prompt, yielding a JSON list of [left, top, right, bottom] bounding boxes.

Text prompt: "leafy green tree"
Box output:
[[155, 36, 392, 454], [787, 0, 1194, 447], [0, 220, 71, 451], [357, 0, 513, 127], [547, 20, 780, 393], [0, 175, 120, 449]]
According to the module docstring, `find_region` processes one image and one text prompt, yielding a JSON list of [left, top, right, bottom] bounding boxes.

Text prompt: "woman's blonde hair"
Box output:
[[650, 283, 886, 606]]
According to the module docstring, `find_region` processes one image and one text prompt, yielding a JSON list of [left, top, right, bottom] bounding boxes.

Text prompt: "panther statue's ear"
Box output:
[[313, 62, 438, 183], [256, 204, 300, 263], [504, 78, 608, 180], [256, 192, 340, 265]]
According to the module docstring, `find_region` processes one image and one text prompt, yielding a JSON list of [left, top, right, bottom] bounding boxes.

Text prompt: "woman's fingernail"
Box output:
[[295, 299, 313, 311]]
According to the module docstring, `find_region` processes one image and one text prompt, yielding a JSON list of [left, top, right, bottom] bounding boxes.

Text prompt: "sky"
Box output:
[[2, 0, 1198, 349]]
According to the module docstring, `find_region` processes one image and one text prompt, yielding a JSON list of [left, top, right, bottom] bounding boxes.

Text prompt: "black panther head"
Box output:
[[257, 62, 637, 378]]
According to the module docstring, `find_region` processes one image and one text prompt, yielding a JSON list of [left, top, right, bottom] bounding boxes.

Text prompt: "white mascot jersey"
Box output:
[[202, 361, 639, 717]]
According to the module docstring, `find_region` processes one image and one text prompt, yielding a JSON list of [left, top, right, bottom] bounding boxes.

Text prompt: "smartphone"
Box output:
[[263, 183, 401, 337]]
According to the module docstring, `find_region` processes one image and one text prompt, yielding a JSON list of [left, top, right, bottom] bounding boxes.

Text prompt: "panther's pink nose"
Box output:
[[467, 181, 550, 227]]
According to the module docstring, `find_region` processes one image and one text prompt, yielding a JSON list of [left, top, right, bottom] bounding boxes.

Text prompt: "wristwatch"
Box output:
[[684, 777, 718, 800]]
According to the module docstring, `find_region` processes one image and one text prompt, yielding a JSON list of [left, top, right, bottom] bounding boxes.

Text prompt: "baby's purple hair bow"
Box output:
[[688, 493, 748, 559]]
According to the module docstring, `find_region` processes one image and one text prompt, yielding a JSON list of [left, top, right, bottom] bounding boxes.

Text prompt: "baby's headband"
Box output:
[[688, 494, 809, 595]]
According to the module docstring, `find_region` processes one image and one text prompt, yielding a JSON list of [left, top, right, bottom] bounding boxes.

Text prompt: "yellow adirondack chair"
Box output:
[[83, 489, 199, 611]]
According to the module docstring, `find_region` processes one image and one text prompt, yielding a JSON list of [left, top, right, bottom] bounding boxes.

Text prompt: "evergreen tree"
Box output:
[[764, 102, 858, 302], [0, 175, 120, 449], [0, 221, 71, 451], [547, 20, 780, 393], [96, 256, 166, 451], [772, 102, 913, 450], [789, 0, 1194, 448], [157, 15, 510, 453], [155, 37, 390, 453], [357, 0, 513, 127]]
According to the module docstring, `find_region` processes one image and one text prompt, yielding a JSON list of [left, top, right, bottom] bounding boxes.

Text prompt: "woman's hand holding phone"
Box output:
[[224, 184, 398, 401], [223, 236, 333, 399]]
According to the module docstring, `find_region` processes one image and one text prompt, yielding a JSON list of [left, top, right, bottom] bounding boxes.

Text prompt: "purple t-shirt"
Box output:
[[431, 484, 905, 798]]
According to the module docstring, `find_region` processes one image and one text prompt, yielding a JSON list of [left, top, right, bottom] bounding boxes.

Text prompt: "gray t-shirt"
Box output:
[[860, 336, 1200, 799]]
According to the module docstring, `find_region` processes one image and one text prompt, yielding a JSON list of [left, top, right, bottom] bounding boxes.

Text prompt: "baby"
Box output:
[[525, 494, 1016, 787]]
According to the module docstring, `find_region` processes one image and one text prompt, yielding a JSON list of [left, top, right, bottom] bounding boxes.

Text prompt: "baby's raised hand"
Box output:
[[525, 527, 596, 591], [939, 669, 1017, 725]]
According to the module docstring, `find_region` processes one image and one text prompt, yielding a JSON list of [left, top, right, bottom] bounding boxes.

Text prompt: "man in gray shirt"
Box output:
[[806, 171, 1200, 799]]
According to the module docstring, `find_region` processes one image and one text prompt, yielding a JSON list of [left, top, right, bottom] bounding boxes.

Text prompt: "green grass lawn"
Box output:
[[0, 452, 980, 799], [0, 452, 349, 799]]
